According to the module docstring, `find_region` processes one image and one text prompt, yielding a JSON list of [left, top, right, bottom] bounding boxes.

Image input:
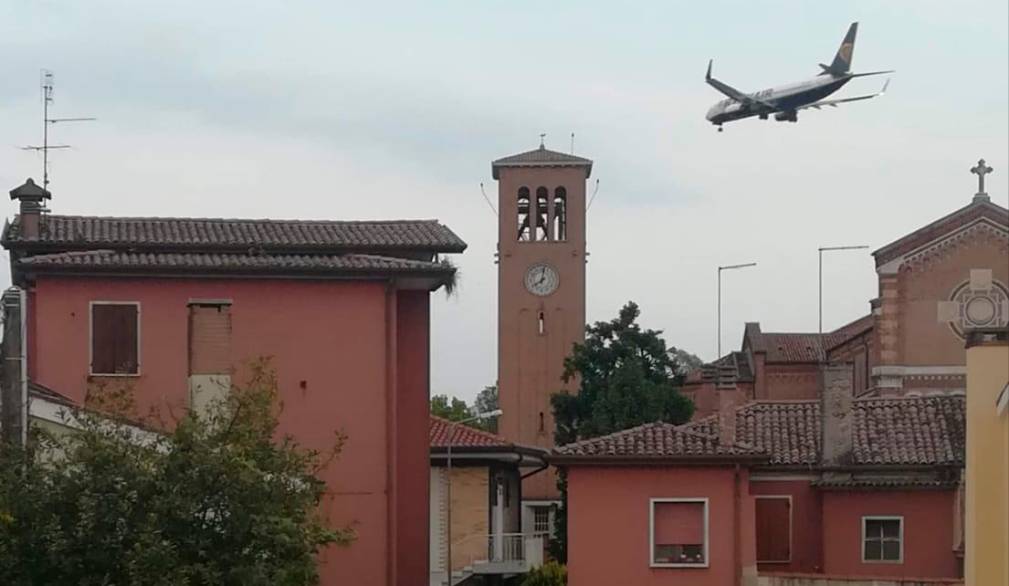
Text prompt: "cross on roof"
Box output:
[[971, 158, 993, 200], [539, 133, 546, 149]]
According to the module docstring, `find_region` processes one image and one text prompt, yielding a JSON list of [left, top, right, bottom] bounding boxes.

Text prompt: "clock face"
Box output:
[[525, 263, 559, 296]]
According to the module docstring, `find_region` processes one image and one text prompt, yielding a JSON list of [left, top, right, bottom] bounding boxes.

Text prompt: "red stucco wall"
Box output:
[[821, 490, 958, 579], [566, 466, 755, 586], [750, 479, 824, 573], [28, 275, 430, 586]]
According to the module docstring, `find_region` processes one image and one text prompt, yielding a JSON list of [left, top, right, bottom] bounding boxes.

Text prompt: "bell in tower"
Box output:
[[491, 142, 593, 509]]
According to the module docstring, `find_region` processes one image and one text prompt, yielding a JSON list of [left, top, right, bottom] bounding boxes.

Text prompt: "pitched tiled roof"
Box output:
[[742, 317, 873, 363], [553, 422, 764, 460], [19, 250, 454, 277], [492, 146, 593, 179], [812, 476, 959, 490], [873, 199, 1009, 267], [429, 416, 512, 449], [3, 215, 467, 253], [683, 394, 966, 468], [684, 401, 820, 466], [853, 395, 966, 466]]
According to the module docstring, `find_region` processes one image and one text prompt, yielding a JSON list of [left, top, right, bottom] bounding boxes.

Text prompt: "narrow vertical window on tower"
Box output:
[[517, 187, 531, 241], [553, 187, 567, 241], [538, 311, 545, 335], [535, 187, 549, 241]]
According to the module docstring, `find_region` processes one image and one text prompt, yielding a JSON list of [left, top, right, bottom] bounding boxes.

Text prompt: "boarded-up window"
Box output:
[[91, 303, 139, 375], [188, 303, 232, 375], [652, 500, 706, 566], [756, 496, 792, 562]]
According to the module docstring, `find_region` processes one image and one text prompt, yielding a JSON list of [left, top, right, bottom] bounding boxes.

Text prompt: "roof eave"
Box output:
[[549, 453, 769, 467]]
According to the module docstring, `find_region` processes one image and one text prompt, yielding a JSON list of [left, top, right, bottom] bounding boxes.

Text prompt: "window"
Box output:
[[90, 302, 140, 375], [533, 506, 552, 535], [755, 496, 792, 563], [517, 187, 531, 241], [862, 517, 903, 563], [534, 187, 549, 241], [650, 498, 708, 567], [553, 187, 567, 241], [537, 311, 545, 335]]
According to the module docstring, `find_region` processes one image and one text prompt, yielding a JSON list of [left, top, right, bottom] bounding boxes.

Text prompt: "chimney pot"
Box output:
[[9, 178, 50, 240]]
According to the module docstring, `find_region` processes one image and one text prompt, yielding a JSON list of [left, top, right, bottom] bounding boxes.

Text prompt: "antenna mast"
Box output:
[[21, 70, 96, 193]]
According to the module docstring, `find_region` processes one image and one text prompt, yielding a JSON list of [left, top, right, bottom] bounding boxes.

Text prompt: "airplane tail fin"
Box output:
[[819, 22, 857, 76]]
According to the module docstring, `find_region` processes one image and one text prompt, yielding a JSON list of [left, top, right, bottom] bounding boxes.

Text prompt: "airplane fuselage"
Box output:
[[706, 74, 851, 125]]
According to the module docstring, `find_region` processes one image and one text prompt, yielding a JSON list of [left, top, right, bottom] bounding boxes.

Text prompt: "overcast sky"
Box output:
[[2, 0, 1007, 403]]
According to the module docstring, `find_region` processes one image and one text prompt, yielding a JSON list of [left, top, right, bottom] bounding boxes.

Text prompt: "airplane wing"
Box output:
[[799, 79, 890, 110], [705, 60, 776, 109]]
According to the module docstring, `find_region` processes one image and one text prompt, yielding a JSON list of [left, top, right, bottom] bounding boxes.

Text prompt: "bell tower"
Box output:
[[492, 144, 592, 501]]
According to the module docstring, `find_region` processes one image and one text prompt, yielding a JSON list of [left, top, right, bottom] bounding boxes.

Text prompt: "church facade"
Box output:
[[684, 161, 1008, 415]]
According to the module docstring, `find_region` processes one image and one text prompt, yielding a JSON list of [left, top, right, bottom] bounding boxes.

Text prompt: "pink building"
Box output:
[[554, 384, 966, 585], [3, 177, 466, 586]]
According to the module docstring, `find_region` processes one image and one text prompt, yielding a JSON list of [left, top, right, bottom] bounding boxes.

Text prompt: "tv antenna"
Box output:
[[20, 70, 96, 193]]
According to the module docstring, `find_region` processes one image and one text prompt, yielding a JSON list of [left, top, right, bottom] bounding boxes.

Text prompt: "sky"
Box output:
[[2, 0, 1007, 403]]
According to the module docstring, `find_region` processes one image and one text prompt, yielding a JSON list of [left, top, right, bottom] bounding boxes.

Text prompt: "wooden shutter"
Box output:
[[92, 304, 138, 374], [654, 501, 704, 545], [756, 497, 791, 562], [188, 304, 232, 375]]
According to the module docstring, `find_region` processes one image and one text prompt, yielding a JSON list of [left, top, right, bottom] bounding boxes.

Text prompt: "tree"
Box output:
[[430, 385, 499, 432], [668, 346, 704, 378], [472, 384, 499, 433], [549, 302, 694, 561], [552, 301, 694, 445], [430, 394, 471, 422], [0, 360, 353, 586]]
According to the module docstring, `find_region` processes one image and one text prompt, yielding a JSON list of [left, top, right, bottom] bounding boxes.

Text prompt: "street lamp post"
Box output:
[[818, 245, 869, 359], [718, 262, 757, 359], [444, 408, 503, 586]]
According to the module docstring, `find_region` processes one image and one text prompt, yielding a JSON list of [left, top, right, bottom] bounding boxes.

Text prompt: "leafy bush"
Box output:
[[0, 359, 352, 586], [521, 561, 567, 586]]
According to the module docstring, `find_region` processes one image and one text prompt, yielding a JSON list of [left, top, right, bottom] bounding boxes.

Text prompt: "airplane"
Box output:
[[705, 22, 893, 131]]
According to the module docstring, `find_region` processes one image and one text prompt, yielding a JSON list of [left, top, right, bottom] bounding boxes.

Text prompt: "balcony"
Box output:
[[433, 533, 545, 586]]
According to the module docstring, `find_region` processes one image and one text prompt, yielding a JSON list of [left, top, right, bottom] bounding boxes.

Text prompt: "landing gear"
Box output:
[[716, 125, 724, 132]]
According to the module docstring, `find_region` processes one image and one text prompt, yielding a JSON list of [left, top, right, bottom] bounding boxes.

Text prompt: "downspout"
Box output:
[[734, 463, 741, 586], [384, 282, 398, 586]]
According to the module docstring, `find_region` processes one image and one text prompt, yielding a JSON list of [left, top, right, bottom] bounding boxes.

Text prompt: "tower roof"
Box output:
[[492, 145, 593, 179]]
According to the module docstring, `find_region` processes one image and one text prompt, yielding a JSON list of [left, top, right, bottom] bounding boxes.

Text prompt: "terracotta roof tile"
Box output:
[[683, 394, 965, 468], [429, 416, 512, 449], [853, 394, 965, 466], [553, 422, 763, 459], [19, 250, 455, 277], [491, 146, 593, 179], [4, 215, 467, 253]]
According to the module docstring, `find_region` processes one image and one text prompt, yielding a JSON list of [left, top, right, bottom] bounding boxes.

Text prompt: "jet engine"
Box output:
[[774, 110, 798, 122]]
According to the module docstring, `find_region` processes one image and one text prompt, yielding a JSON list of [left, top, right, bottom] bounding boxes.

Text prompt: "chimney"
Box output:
[[820, 362, 854, 466], [716, 362, 738, 445], [9, 178, 51, 240]]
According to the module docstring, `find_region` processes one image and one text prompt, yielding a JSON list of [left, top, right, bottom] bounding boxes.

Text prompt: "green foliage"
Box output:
[[430, 394, 471, 422], [552, 301, 694, 446], [520, 561, 567, 586], [430, 384, 499, 432], [549, 301, 694, 561], [668, 346, 704, 376], [472, 385, 499, 433], [0, 359, 353, 586]]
